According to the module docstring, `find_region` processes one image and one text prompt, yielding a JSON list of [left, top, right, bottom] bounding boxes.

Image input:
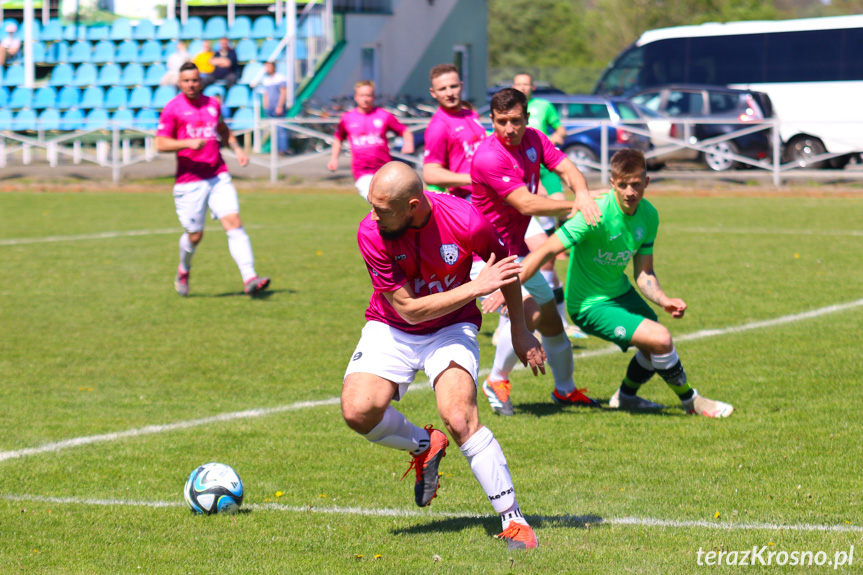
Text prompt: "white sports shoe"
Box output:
[[682, 389, 734, 418], [609, 389, 663, 410], [564, 323, 588, 340]]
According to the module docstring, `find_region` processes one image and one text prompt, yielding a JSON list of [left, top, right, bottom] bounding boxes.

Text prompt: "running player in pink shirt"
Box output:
[[342, 162, 544, 550], [327, 80, 414, 200], [422, 64, 487, 200], [471, 88, 603, 415], [156, 62, 269, 297]]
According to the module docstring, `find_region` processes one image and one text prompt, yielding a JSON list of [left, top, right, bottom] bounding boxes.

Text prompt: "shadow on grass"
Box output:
[[392, 513, 605, 537], [187, 288, 295, 299], [514, 400, 682, 418]]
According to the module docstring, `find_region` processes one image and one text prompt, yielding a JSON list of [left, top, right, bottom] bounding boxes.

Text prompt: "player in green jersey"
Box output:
[[519, 149, 734, 418]]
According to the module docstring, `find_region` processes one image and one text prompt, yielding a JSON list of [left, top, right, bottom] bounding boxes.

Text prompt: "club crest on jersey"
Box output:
[[526, 147, 538, 163], [208, 107, 217, 117], [440, 244, 459, 265], [635, 227, 645, 241], [373, 118, 383, 129]]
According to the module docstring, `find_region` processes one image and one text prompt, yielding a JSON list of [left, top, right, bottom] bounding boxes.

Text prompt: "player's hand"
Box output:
[[480, 289, 506, 315], [327, 157, 338, 171], [511, 327, 546, 376], [187, 138, 207, 151], [401, 141, 415, 155], [473, 253, 521, 297], [661, 297, 687, 318], [275, 105, 284, 116], [571, 192, 602, 226], [235, 148, 249, 167]]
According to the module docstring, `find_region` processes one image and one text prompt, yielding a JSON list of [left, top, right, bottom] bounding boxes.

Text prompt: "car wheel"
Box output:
[[564, 145, 598, 172], [703, 141, 739, 172], [785, 136, 826, 169]]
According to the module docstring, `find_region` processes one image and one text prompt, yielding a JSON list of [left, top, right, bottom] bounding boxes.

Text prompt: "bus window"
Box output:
[[594, 45, 644, 95], [643, 39, 686, 86], [844, 28, 863, 81], [688, 34, 764, 85], [766, 29, 841, 82]]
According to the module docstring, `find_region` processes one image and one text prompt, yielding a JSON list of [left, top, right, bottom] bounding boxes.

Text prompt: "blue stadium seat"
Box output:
[[144, 63, 166, 86], [228, 16, 252, 41], [138, 40, 162, 64], [97, 64, 122, 86], [110, 19, 132, 41], [235, 38, 257, 63], [120, 63, 145, 86], [252, 16, 275, 39], [133, 20, 156, 41], [180, 17, 204, 40], [60, 109, 84, 131], [8, 87, 33, 110], [296, 41, 308, 60], [14, 110, 38, 131], [152, 85, 177, 108], [115, 41, 139, 64], [49, 63, 74, 86], [187, 40, 203, 57], [87, 26, 109, 41], [47, 41, 69, 64], [91, 40, 115, 64], [224, 85, 250, 108], [62, 24, 80, 41], [33, 41, 48, 63], [38, 109, 61, 131], [68, 41, 92, 64], [239, 61, 262, 85], [0, 109, 13, 131], [229, 108, 254, 131], [275, 18, 286, 38], [128, 86, 152, 109], [84, 109, 110, 130], [79, 86, 104, 109], [32, 87, 56, 110], [135, 108, 160, 131], [104, 86, 128, 109], [162, 40, 178, 60], [203, 16, 227, 40], [10, 19, 41, 40], [297, 19, 309, 40], [57, 87, 80, 109], [112, 109, 135, 126], [203, 85, 225, 101], [258, 39, 280, 62], [40, 19, 63, 42], [4, 64, 24, 86], [157, 19, 180, 41], [0, 87, 7, 107]]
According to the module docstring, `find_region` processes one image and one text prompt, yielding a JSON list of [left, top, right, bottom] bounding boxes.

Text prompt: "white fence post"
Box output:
[[23, 143, 32, 165], [0, 137, 6, 168], [772, 118, 782, 187], [112, 124, 121, 183], [600, 123, 609, 186], [270, 120, 278, 183], [73, 140, 82, 164]]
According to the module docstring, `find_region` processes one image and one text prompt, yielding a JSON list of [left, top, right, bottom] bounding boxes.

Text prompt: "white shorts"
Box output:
[[355, 174, 373, 200], [470, 256, 554, 307], [525, 216, 545, 240], [173, 173, 239, 233], [344, 321, 480, 401]]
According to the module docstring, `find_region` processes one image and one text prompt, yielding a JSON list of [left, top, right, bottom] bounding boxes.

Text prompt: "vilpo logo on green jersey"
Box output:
[[594, 249, 635, 266]]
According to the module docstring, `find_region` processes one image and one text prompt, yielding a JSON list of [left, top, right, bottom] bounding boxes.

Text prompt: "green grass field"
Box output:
[[1, 188, 862, 573]]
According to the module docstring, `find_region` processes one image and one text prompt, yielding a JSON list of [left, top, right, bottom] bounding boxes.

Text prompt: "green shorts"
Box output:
[[540, 165, 563, 196], [571, 287, 658, 352]]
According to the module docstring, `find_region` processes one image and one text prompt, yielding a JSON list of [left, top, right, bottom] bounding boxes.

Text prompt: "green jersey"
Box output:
[[527, 98, 561, 136], [555, 192, 658, 314]]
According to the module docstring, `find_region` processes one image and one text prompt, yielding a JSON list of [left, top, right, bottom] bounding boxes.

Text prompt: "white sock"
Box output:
[[179, 233, 195, 272], [489, 319, 519, 382], [556, 301, 571, 328], [459, 426, 519, 515], [635, 350, 654, 371], [542, 331, 575, 394], [226, 227, 257, 282], [362, 406, 429, 455], [540, 269, 557, 289], [650, 347, 679, 371]]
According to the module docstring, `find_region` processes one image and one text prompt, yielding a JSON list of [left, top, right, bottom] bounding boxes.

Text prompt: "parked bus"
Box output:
[[593, 15, 863, 168]]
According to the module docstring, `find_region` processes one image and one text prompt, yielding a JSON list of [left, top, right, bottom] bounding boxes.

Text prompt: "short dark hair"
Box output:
[[429, 63, 459, 83], [179, 62, 199, 74], [610, 148, 647, 178], [490, 88, 527, 117]]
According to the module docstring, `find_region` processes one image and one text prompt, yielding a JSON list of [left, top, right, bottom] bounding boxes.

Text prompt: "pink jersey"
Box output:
[[357, 192, 508, 335], [335, 108, 408, 180], [470, 127, 566, 257], [422, 106, 487, 199], [157, 93, 227, 184]]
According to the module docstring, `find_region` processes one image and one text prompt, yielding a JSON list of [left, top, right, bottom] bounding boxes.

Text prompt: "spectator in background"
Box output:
[[206, 37, 239, 89], [260, 61, 290, 155], [161, 41, 190, 86], [193, 40, 215, 85], [0, 23, 21, 66]]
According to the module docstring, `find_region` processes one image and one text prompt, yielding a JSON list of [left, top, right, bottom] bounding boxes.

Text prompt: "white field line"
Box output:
[[2, 493, 861, 533], [0, 225, 265, 246], [2, 298, 862, 465], [666, 225, 863, 237]]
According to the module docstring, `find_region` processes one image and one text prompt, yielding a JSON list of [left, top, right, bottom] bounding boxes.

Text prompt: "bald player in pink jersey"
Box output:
[[471, 87, 603, 415], [156, 62, 269, 297], [342, 162, 545, 550], [422, 63, 487, 200], [327, 80, 414, 200]]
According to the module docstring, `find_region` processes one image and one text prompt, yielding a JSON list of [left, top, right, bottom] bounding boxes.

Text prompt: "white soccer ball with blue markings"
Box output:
[[183, 462, 244, 515]]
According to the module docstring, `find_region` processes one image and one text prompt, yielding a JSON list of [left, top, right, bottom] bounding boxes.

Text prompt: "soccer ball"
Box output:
[[183, 462, 244, 515]]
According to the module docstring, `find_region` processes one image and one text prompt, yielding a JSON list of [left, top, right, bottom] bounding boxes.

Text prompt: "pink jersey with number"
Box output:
[[423, 107, 487, 199], [357, 192, 508, 335], [470, 127, 566, 257], [157, 93, 227, 184], [335, 108, 407, 180]]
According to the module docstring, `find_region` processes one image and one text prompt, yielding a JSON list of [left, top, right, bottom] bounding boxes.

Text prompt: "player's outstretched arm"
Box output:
[[423, 163, 472, 189], [499, 280, 546, 376], [383, 253, 521, 325], [327, 138, 343, 171], [633, 253, 687, 319], [399, 129, 415, 155], [552, 158, 601, 225], [156, 136, 206, 152], [504, 186, 573, 217]]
